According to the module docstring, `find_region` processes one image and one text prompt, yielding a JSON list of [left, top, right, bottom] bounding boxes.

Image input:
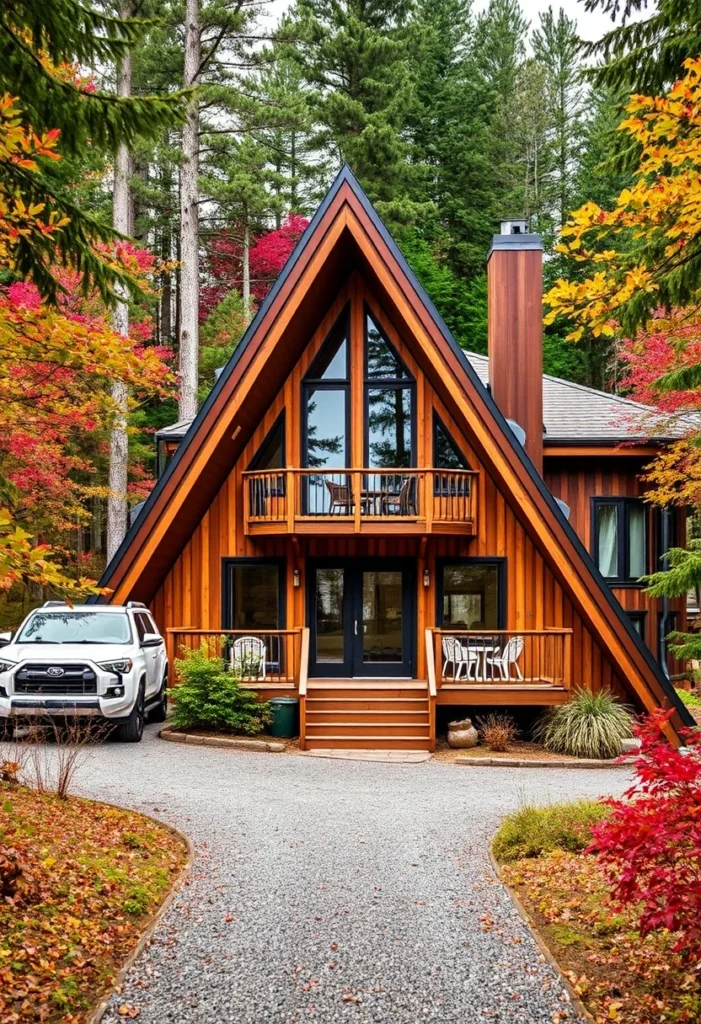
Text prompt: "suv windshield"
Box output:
[[16, 611, 132, 645]]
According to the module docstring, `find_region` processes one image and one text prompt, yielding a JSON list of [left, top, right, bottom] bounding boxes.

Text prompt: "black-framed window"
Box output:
[[249, 413, 285, 471], [222, 558, 285, 632], [365, 308, 415, 468], [626, 610, 647, 638], [437, 559, 505, 630], [433, 412, 471, 495], [593, 498, 647, 583], [302, 308, 350, 470]]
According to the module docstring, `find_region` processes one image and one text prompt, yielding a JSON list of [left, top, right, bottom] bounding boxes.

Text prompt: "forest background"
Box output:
[[1, 0, 697, 626]]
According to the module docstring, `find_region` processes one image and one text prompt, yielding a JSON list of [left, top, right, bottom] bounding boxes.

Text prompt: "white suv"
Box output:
[[0, 602, 168, 742]]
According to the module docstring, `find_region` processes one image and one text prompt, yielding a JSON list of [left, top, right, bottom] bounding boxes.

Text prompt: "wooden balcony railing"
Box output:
[[429, 628, 573, 689], [166, 628, 307, 687], [242, 468, 478, 535]]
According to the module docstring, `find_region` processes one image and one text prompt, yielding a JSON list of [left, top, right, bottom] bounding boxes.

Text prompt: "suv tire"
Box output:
[[148, 675, 168, 724], [114, 681, 145, 743]]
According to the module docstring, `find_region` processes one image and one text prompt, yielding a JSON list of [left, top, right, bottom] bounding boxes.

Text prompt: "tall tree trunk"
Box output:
[[106, 0, 133, 563], [179, 0, 200, 421], [242, 216, 251, 323]]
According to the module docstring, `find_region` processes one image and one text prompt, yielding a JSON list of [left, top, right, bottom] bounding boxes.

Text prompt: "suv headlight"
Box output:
[[0, 660, 16, 674], [98, 659, 133, 674]]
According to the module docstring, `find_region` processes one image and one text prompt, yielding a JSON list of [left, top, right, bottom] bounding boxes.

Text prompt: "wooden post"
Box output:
[[563, 630, 572, 690], [286, 469, 295, 534], [353, 471, 362, 532]]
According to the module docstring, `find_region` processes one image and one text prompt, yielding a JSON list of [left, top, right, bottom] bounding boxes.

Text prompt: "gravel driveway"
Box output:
[[50, 727, 631, 1022]]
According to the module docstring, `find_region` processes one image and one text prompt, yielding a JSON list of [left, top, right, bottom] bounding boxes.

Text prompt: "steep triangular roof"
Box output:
[[96, 165, 692, 738]]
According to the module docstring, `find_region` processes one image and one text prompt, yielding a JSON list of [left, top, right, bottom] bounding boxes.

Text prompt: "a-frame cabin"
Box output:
[[99, 167, 692, 750]]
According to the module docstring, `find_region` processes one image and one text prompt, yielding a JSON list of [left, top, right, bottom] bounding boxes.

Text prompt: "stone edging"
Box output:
[[88, 811, 195, 1024], [160, 727, 285, 752], [456, 756, 633, 768], [488, 849, 594, 1023]]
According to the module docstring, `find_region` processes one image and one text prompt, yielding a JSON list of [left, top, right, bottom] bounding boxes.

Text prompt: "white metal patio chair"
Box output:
[[483, 636, 524, 681], [231, 636, 266, 679], [441, 635, 480, 681]]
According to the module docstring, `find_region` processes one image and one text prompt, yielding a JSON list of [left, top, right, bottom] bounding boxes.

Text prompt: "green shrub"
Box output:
[[533, 687, 633, 759], [171, 642, 272, 734], [492, 800, 610, 863], [675, 687, 701, 708]]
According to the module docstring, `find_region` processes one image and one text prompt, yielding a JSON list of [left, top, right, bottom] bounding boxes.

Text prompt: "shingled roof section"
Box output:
[[156, 353, 682, 446]]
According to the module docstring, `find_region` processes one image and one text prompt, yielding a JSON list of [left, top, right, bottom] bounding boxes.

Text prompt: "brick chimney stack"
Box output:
[[487, 222, 544, 474]]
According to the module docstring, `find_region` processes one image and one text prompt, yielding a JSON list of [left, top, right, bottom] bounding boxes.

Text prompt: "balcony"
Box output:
[[242, 468, 478, 536]]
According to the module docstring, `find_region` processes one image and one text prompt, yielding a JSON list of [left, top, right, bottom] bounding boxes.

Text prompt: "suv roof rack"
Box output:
[[126, 601, 147, 609], [42, 600, 66, 608]]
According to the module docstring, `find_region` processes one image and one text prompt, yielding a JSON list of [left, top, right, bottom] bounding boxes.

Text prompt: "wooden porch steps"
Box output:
[[304, 679, 433, 751]]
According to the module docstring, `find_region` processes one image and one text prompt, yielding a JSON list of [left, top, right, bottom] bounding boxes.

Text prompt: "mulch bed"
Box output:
[[501, 850, 700, 1023], [432, 739, 584, 763], [0, 782, 188, 1023]]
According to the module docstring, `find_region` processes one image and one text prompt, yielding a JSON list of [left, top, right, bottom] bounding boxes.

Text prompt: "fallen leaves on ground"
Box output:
[[0, 782, 187, 1023], [502, 850, 700, 1024]]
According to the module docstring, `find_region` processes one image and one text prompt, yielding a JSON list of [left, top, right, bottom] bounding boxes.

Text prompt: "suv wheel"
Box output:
[[149, 675, 168, 724], [114, 681, 145, 743]]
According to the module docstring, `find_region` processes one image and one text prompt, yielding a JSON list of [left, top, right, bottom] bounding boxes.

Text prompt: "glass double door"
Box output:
[[309, 559, 415, 677]]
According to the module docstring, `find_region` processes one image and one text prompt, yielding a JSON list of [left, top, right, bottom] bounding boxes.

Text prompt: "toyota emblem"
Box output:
[[47, 666, 65, 677]]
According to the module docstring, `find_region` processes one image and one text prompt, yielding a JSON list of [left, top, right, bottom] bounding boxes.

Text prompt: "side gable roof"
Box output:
[[96, 165, 692, 739]]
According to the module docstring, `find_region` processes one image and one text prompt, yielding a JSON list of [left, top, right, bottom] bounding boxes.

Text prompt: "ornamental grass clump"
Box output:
[[172, 641, 271, 734], [533, 687, 633, 759], [476, 713, 518, 752], [492, 800, 609, 863]]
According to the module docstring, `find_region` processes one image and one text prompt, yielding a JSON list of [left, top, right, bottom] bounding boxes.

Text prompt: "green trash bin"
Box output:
[[268, 696, 299, 739]]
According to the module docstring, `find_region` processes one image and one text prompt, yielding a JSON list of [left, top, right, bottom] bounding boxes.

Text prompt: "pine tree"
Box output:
[[532, 6, 585, 231], [290, 0, 424, 227], [0, 0, 185, 301]]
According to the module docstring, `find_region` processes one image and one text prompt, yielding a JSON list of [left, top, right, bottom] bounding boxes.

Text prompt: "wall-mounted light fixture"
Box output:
[[293, 568, 300, 588], [423, 568, 430, 588]]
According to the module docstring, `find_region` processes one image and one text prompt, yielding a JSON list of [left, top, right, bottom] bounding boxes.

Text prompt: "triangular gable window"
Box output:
[[305, 308, 349, 382], [434, 414, 469, 470], [248, 414, 285, 470], [365, 311, 410, 380]]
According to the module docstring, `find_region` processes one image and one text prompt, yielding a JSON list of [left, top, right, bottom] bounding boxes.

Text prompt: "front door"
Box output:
[[308, 559, 415, 677]]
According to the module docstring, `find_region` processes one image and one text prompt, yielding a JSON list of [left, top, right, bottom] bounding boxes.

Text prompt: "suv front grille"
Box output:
[[14, 664, 97, 696]]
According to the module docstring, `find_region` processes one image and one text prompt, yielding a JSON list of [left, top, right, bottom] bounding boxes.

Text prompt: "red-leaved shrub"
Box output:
[[589, 710, 701, 961]]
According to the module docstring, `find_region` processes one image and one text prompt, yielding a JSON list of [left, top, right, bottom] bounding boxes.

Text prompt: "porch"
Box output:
[[242, 468, 478, 536], [166, 626, 573, 750]]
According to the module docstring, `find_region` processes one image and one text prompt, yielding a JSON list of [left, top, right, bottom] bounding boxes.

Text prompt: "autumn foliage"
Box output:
[[590, 710, 701, 962]]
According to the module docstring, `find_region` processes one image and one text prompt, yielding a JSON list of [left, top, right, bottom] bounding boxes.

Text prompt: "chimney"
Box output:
[[487, 221, 544, 473]]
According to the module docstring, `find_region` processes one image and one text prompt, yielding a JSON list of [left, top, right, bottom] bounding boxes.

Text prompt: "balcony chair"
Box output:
[[483, 636, 524, 681], [231, 635, 266, 679], [382, 476, 417, 517], [324, 479, 352, 515]]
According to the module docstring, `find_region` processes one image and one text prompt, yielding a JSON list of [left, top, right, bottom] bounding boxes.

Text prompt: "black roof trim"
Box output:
[[92, 165, 693, 726]]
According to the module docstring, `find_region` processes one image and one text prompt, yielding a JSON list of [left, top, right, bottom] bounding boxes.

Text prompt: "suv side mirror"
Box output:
[[141, 632, 162, 647], [0, 632, 12, 647]]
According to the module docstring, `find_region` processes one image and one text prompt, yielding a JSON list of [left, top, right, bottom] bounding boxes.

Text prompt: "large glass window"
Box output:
[[434, 415, 469, 470], [439, 562, 502, 629], [365, 310, 414, 469], [249, 415, 284, 470], [227, 561, 281, 631], [593, 499, 647, 583]]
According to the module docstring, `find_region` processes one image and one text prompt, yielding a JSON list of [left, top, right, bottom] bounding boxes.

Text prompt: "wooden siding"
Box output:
[[545, 456, 687, 677], [151, 277, 653, 706]]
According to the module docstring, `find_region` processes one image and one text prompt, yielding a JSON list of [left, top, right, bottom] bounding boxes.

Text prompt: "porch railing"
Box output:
[[242, 467, 477, 533], [166, 628, 306, 687], [429, 628, 573, 689]]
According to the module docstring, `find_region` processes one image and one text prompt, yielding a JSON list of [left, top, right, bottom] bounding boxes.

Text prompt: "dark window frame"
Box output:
[[302, 308, 351, 470], [221, 557, 286, 631], [436, 557, 507, 629], [592, 497, 648, 586], [248, 411, 286, 471], [363, 305, 416, 468], [626, 610, 647, 638]]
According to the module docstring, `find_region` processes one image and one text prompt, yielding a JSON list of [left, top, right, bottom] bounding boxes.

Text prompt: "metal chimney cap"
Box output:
[[487, 232, 543, 258], [500, 219, 529, 235]]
